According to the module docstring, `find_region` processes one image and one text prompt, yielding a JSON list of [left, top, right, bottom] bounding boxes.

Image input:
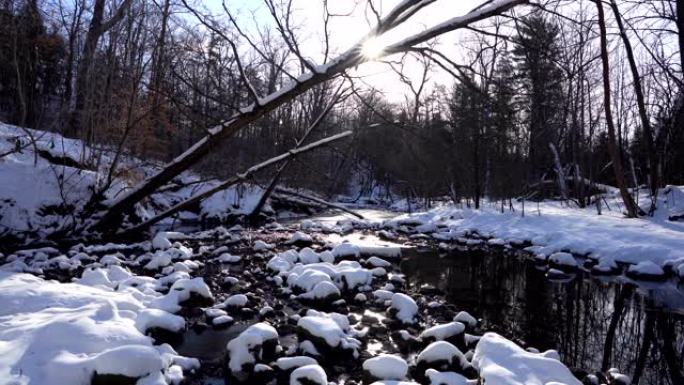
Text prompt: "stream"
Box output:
[[402, 247, 684, 385], [171, 209, 684, 384]]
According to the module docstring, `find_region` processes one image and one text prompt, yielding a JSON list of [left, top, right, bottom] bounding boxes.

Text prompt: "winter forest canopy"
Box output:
[[2, 1, 684, 384], [0, 0, 682, 233]]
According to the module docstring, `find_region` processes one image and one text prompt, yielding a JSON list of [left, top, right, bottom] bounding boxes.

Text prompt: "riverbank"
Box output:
[[2, 213, 667, 385], [381, 189, 684, 277]]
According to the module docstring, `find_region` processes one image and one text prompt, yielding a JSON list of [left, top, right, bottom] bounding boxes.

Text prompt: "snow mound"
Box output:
[[297, 312, 361, 357], [420, 322, 465, 342], [226, 323, 279, 373], [389, 293, 419, 324], [362, 354, 408, 380], [472, 332, 581, 385], [425, 369, 469, 385], [290, 364, 327, 385], [0, 272, 197, 385]]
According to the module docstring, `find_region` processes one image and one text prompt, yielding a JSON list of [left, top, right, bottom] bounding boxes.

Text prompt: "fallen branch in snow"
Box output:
[[274, 187, 365, 219], [117, 131, 353, 236]]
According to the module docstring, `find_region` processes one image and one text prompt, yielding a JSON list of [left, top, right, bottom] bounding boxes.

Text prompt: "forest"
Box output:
[[0, 1, 683, 385]]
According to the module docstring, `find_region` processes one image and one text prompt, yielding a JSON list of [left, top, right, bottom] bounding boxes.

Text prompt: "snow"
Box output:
[[332, 243, 360, 258], [217, 253, 242, 263], [287, 231, 314, 245], [299, 280, 341, 301], [274, 356, 318, 370], [472, 332, 581, 385], [200, 184, 266, 221], [453, 311, 477, 328], [298, 315, 347, 347], [390, 293, 419, 324], [417, 341, 464, 365], [212, 315, 234, 326], [0, 272, 197, 385], [254, 240, 274, 251], [425, 369, 469, 385], [385, 193, 684, 269], [135, 309, 186, 333], [226, 322, 278, 373], [374, 289, 395, 302], [223, 294, 249, 308], [290, 364, 327, 385], [362, 354, 408, 380], [627, 261, 665, 278], [548, 252, 578, 269], [153, 232, 185, 250], [420, 322, 465, 341], [297, 312, 360, 355], [367, 256, 392, 267]]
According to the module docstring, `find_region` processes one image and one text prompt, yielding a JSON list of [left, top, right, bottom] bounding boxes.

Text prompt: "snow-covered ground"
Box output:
[[384, 188, 684, 272], [0, 271, 200, 385], [0, 122, 276, 244]]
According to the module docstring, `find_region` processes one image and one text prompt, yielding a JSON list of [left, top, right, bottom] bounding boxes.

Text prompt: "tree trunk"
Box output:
[[609, 0, 658, 211], [87, 0, 527, 233], [595, 0, 639, 218], [117, 130, 352, 236], [69, 0, 133, 140]]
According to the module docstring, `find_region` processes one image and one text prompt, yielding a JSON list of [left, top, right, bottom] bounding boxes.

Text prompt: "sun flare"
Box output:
[[362, 37, 386, 60]]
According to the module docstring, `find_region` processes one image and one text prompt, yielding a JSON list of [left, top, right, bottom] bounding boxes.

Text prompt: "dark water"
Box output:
[[401, 247, 684, 385]]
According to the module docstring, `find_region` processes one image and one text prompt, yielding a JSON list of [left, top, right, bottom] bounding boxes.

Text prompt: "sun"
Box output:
[[362, 37, 386, 60]]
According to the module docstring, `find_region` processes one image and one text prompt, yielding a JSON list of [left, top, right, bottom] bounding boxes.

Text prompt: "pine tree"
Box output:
[[512, 15, 565, 183]]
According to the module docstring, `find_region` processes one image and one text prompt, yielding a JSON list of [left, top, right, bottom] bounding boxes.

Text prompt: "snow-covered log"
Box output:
[[118, 131, 353, 235], [274, 187, 365, 219], [89, 0, 528, 233]]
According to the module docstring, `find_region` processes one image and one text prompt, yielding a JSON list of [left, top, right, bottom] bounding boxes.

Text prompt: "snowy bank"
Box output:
[[0, 272, 198, 385], [385, 193, 684, 269]]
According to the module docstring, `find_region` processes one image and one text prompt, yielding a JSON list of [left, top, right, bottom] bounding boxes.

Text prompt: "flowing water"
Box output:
[[402, 247, 684, 385], [176, 209, 684, 384]]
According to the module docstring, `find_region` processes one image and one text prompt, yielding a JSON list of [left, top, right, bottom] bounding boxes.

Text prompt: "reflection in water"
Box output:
[[401, 248, 684, 385]]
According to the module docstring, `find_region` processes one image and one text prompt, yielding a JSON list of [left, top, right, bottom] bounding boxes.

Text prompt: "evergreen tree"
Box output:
[[512, 15, 565, 183]]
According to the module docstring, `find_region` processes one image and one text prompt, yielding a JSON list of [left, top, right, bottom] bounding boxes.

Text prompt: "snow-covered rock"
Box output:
[[420, 322, 465, 347], [226, 323, 279, 373], [135, 308, 186, 335], [362, 354, 408, 380], [626, 261, 666, 280], [290, 364, 327, 385], [548, 252, 578, 270], [254, 240, 274, 251], [297, 313, 360, 358], [453, 311, 477, 329], [389, 293, 419, 325], [425, 369, 469, 385], [472, 332, 581, 385], [217, 253, 242, 263], [286, 231, 314, 246], [416, 341, 475, 379]]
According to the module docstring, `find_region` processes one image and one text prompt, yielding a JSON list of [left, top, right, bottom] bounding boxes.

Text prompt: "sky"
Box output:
[[202, 0, 496, 103]]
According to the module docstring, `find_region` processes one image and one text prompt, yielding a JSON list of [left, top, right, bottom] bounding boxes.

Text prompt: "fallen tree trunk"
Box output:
[[87, 0, 527, 234], [274, 187, 365, 219], [249, 85, 346, 218], [117, 131, 352, 236]]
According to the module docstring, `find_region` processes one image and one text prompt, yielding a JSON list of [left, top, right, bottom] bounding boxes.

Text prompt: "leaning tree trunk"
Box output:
[[116, 131, 353, 236], [86, 0, 527, 234], [595, 0, 639, 218]]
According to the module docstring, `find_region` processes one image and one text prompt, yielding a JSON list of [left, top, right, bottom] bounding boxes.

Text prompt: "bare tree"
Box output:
[[88, 0, 529, 234], [595, 0, 640, 218]]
